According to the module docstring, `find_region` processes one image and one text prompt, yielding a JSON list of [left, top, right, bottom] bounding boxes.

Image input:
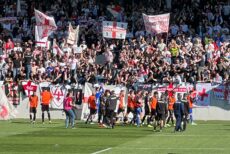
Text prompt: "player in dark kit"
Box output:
[[173, 94, 185, 132], [105, 91, 118, 129], [98, 90, 109, 127], [182, 93, 190, 131], [141, 91, 151, 126], [155, 93, 168, 132]]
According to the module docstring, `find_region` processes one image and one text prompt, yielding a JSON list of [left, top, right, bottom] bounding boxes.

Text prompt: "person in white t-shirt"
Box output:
[[157, 39, 166, 52], [69, 56, 78, 76]]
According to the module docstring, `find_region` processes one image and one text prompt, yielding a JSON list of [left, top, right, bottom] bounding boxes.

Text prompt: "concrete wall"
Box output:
[[8, 87, 230, 121], [193, 91, 230, 120], [14, 91, 82, 121]]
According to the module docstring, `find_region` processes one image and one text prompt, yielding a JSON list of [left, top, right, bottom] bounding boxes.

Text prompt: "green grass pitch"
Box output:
[[0, 119, 230, 154]]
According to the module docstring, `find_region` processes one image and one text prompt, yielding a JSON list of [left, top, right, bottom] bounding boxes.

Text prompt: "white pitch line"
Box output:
[[91, 148, 112, 154], [115, 147, 226, 150]]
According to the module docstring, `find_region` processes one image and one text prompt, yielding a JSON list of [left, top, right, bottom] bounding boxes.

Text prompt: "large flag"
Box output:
[[103, 21, 127, 39], [0, 87, 17, 120], [67, 23, 79, 45], [195, 83, 212, 107], [5, 82, 20, 105], [22, 81, 38, 97], [34, 9, 57, 31], [34, 9, 57, 46], [143, 13, 170, 34], [35, 26, 48, 47], [107, 5, 123, 18], [50, 85, 67, 109]]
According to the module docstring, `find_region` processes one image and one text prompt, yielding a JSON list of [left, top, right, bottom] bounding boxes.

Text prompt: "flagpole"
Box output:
[[166, 13, 170, 47], [166, 32, 169, 46]]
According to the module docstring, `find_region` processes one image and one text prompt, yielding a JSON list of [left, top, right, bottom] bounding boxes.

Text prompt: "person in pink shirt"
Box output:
[[64, 91, 76, 128], [4, 38, 14, 54]]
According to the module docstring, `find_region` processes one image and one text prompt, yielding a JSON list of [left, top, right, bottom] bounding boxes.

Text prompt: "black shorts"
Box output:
[[127, 107, 134, 114], [99, 107, 106, 115], [30, 107, 37, 113], [151, 109, 156, 116], [90, 108, 97, 115], [118, 108, 124, 114], [145, 108, 150, 115], [41, 104, 50, 112], [168, 110, 174, 115], [157, 113, 166, 121]]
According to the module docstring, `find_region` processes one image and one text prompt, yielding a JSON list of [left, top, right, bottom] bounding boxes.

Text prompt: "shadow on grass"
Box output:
[[10, 121, 30, 124], [11, 121, 61, 125]]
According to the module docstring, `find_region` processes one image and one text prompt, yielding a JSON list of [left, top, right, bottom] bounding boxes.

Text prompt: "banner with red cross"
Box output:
[[195, 83, 212, 107], [50, 85, 67, 109], [34, 9, 57, 47], [103, 21, 127, 39], [22, 81, 38, 97], [143, 13, 170, 34]]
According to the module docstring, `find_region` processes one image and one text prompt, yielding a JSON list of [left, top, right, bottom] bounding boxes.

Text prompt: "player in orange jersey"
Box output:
[[29, 91, 38, 124]]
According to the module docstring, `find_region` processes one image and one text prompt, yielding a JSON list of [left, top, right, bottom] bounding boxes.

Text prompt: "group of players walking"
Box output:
[[85, 87, 197, 132], [28, 86, 196, 131]]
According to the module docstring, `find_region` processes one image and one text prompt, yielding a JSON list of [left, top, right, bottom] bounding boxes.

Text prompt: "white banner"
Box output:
[[0, 87, 17, 120], [143, 13, 170, 34], [34, 9, 57, 30], [22, 81, 38, 97], [35, 26, 48, 47], [50, 85, 67, 110], [67, 23, 79, 45], [152, 83, 194, 98], [195, 83, 212, 107], [103, 21, 127, 39], [34, 9, 57, 47], [39, 82, 51, 91]]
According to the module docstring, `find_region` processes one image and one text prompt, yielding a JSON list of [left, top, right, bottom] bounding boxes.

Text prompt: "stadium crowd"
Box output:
[[0, 0, 229, 131], [0, 0, 229, 89]]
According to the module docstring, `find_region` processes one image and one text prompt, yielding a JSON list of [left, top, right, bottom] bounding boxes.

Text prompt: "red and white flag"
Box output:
[[34, 9, 57, 46], [35, 26, 48, 47], [107, 5, 123, 18], [143, 13, 170, 34], [103, 21, 127, 39], [34, 9, 57, 30], [0, 87, 17, 120], [195, 83, 212, 107], [50, 85, 67, 109], [22, 81, 38, 97], [67, 23, 79, 45]]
